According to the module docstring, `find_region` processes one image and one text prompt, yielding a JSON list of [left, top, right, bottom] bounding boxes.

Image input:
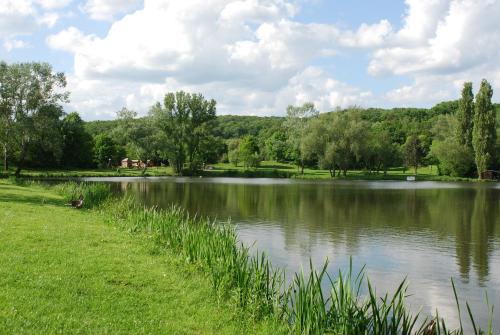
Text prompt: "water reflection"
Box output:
[[93, 177, 499, 330]]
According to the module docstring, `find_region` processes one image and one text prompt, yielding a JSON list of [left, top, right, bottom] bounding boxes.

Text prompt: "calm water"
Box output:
[[87, 177, 500, 330]]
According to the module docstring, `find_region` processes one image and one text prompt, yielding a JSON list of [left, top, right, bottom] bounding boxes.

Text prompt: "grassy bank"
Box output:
[[0, 180, 281, 334], [48, 182, 495, 334], [0, 162, 479, 181]]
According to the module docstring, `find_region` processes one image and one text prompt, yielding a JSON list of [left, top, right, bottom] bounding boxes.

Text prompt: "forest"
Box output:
[[1, 61, 499, 179]]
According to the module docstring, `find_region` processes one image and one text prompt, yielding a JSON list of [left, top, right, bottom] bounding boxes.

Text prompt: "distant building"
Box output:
[[121, 158, 155, 168], [480, 170, 500, 180], [121, 158, 132, 168]]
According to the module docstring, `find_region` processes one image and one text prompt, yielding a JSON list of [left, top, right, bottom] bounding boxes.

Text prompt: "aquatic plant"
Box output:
[[54, 181, 113, 209]]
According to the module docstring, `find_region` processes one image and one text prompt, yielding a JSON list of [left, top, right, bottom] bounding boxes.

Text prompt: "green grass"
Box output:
[[1, 162, 479, 181], [3, 166, 175, 178], [0, 180, 281, 334]]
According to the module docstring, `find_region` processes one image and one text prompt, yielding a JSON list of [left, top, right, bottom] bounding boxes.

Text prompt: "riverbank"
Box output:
[[0, 180, 281, 334], [1, 180, 494, 334], [0, 161, 480, 181]]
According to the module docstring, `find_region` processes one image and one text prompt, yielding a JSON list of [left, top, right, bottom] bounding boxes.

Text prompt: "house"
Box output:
[[121, 158, 155, 169], [121, 158, 132, 168]]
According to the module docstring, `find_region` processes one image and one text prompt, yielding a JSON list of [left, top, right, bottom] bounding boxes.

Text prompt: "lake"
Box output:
[[86, 177, 500, 330]]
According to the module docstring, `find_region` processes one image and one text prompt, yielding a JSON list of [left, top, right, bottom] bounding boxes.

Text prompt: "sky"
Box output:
[[1, 0, 499, 120]]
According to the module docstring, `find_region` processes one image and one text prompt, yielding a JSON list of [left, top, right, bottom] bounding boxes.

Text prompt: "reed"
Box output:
[[66, 184, 493, 335], [54, 181, 113, 209]]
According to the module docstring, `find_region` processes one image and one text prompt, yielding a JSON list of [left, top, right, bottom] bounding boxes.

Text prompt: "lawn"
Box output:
[[1, 161, 477, 181], [0, 180, 280, 334]]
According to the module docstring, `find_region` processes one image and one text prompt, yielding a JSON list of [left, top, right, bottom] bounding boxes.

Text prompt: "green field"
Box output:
[[0, 161, 477, 181], [0, 180, 280, 334]]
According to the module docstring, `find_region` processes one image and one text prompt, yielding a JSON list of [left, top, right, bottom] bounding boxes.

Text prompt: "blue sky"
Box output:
[[1, 0, 499, 120]]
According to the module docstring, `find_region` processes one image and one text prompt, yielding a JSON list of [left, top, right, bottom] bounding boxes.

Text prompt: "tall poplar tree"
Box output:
[[472, 79, 496, 178], [456, 82, 474, 148]]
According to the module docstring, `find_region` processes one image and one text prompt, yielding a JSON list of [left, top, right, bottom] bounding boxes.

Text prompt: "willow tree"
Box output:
[[472, 79, 496, 178], [283, 102, 318, 174]]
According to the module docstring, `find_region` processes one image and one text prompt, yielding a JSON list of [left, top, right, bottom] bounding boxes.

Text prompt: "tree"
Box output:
[[61, 112, 94, 168], [370, 124, 400, 175], [94, 134, 118, 168], [264, 129, 288, 162], [456, 82, 474, 148], [431, 138, 475, 177], [283, 102, 318, 174], [472, 79, 496, 178], [227, 139, 240, 167], [239, 135, 261, 169], [150, 91, 216, 174], [0, 62, 68, 177], [0, 62, 11, 172], [404, 135, 424, 175]]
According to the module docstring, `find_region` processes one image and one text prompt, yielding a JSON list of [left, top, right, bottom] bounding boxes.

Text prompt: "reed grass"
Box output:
[[54, 182, 494, 335], [54, 181, 113, 209]]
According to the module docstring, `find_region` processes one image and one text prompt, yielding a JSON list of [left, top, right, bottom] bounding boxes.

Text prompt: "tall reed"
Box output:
[[54, 181, 113, 209]]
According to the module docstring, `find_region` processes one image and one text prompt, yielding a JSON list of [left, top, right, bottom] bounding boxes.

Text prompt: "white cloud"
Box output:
[[3, 38, 28, 52], [35, 0, 72, 10], [0, 0, 70, 39], [46, 26, 96, 52], [50, 0, 394, 118], [81, 0, 142, 21], [48, 0, 500, 118], [339, 20, 393, 48], [368, 0, 500, 105]]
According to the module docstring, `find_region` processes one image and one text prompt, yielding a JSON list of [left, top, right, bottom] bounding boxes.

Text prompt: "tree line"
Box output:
[[1, 61, 499, 178]]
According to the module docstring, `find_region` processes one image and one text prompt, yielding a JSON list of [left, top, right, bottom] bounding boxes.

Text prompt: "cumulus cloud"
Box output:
[[49, 0, 394, 119], [3, 38, 28, 52], [368, 0, 500, 105], [81, 0, 142, 21], [46, 26, 96, 52], [45, 0, 500, 118], [0, 0, 70, 39]]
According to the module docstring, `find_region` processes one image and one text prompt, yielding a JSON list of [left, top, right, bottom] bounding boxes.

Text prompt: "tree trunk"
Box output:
[[15, 143, 28, 178], [2, 143, 7, 172], [414, 166, 418, 175]]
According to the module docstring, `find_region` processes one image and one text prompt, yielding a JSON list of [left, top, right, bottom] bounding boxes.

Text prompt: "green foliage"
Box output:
[[0, 62, 68, 177], [61, 112, 94, 168], [473, 80, 496, 178], [227, 138, 240, 167], [93, 134, 119, 168], [150, 91, 217, 174], [431, 138, 475, 177], [404, 135, 424, 175], [431, 114, 475, 177], [239, 135, 261, 169], [456, 82, 474, 148], [54, 181, 113, 209], [284, 102, 319, 173]]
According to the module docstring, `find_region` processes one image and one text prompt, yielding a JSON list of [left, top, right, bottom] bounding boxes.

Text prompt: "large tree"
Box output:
[[283, 102, 318, 174], [456, 82, 474, 148], [61, 112, 94, 168], [472, 79, 496, 178], [0, 62, 68, 177], [404, 135, 424, 175], [150, 91, 216, 174]]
